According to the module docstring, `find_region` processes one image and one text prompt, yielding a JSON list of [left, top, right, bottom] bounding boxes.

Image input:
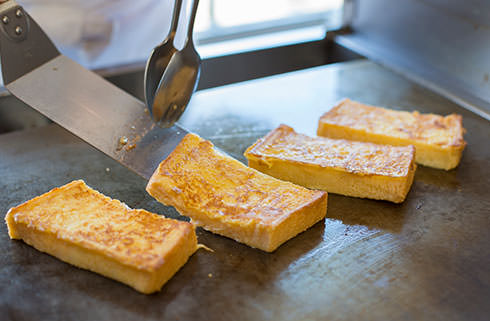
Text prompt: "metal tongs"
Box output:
[[144, 0, 201, 128], [0, 0, 189, 179]]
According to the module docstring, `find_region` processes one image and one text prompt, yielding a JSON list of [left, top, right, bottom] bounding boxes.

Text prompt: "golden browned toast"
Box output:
[[317, 98, 466, 170], [5, 180, 197, 294], [244, 125, 416, 203], [146, 133, 327, 252]]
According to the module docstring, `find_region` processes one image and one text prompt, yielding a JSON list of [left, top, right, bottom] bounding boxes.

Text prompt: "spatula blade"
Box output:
[[6, 55, 188, 180]]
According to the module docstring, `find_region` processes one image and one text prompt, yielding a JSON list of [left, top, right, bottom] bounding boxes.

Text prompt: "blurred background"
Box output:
[[17, 0, 344, 69], [1, 0, 350, 133], [0, 0, 347, 133], [3, 0, 489, 134]]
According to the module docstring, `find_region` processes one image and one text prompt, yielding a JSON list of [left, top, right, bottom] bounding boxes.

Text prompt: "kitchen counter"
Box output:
[[1, 60, 489, 321]]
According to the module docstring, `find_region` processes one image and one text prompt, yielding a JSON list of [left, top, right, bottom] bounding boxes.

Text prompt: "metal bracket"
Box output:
[[0, 4, 28, 42], [0, 0, 59, 85]]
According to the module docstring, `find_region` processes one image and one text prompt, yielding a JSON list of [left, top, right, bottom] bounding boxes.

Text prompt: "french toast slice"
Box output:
[[245, 125, 416, 203], [146, 133, 327, 252], [5, 180, 197, 294], [317, 98, 466, 170]]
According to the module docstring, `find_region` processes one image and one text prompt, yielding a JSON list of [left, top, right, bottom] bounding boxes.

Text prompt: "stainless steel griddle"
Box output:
[[1, 61, 489, 321]]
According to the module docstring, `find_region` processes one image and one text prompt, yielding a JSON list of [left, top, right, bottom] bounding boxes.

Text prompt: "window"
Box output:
[[195, 0, 343, 44]]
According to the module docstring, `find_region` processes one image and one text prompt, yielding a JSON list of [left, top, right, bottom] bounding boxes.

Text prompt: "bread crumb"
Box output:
[[125, 144, 136, 151], [197, 244, 214, 252], [119, 136, 128, 145]]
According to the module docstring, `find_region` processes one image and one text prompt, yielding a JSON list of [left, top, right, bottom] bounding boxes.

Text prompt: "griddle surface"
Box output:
[[1, 60, 489, 321]]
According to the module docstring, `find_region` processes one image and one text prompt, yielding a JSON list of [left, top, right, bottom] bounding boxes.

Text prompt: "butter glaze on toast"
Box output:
[[146, 133, 327, 252], [5, 180, 197, 294], [245, 125, 416, 203], [317, 98, 466, 170]]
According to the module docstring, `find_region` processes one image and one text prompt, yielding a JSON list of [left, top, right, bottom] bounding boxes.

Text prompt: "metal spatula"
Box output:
[[0, 0, 188, 180]]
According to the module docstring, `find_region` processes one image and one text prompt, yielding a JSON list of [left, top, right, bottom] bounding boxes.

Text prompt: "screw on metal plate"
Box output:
[[0, 4, 28, 41], [0, 0, 60, 86]]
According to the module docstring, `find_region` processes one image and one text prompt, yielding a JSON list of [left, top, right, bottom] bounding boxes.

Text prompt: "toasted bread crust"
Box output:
[[5, 180, 197, 294], [146, 133, 327, 252], [245, 125, 416, 203], [246, 124, 415, 177], [318, 99, 466, 170]]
